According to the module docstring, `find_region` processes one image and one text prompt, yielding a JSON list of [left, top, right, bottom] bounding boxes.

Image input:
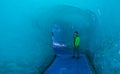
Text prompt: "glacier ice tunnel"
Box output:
[[0, 0, 120, 74]]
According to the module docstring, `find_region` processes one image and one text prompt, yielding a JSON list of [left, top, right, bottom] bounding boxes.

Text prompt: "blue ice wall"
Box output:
[[0, 0, 120, 74], [0, 0, 55, 74]]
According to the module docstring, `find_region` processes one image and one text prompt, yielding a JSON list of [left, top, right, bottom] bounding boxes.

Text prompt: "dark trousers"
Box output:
[[73, 46, 79, 57]]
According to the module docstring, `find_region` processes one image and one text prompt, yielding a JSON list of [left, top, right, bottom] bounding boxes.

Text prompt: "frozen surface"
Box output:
[[0, 0, 55, 74]]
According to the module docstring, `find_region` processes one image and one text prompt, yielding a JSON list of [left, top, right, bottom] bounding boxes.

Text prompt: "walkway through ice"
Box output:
[[44, 47, 92, 74]]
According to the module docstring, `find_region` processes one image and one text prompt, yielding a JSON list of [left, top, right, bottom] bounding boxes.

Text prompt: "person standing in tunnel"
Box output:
[[73, 31, 80, 59]]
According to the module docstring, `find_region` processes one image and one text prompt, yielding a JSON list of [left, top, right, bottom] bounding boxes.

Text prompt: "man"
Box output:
[[73, 31, 80, 59]]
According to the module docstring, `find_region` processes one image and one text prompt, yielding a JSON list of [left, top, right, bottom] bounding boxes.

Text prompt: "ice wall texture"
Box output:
[[0, 0, 55, 74], [0, 0, 120, 74]]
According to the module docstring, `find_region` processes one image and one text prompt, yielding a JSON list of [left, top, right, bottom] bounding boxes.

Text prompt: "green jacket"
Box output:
[[74, 36, 80, 47]]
